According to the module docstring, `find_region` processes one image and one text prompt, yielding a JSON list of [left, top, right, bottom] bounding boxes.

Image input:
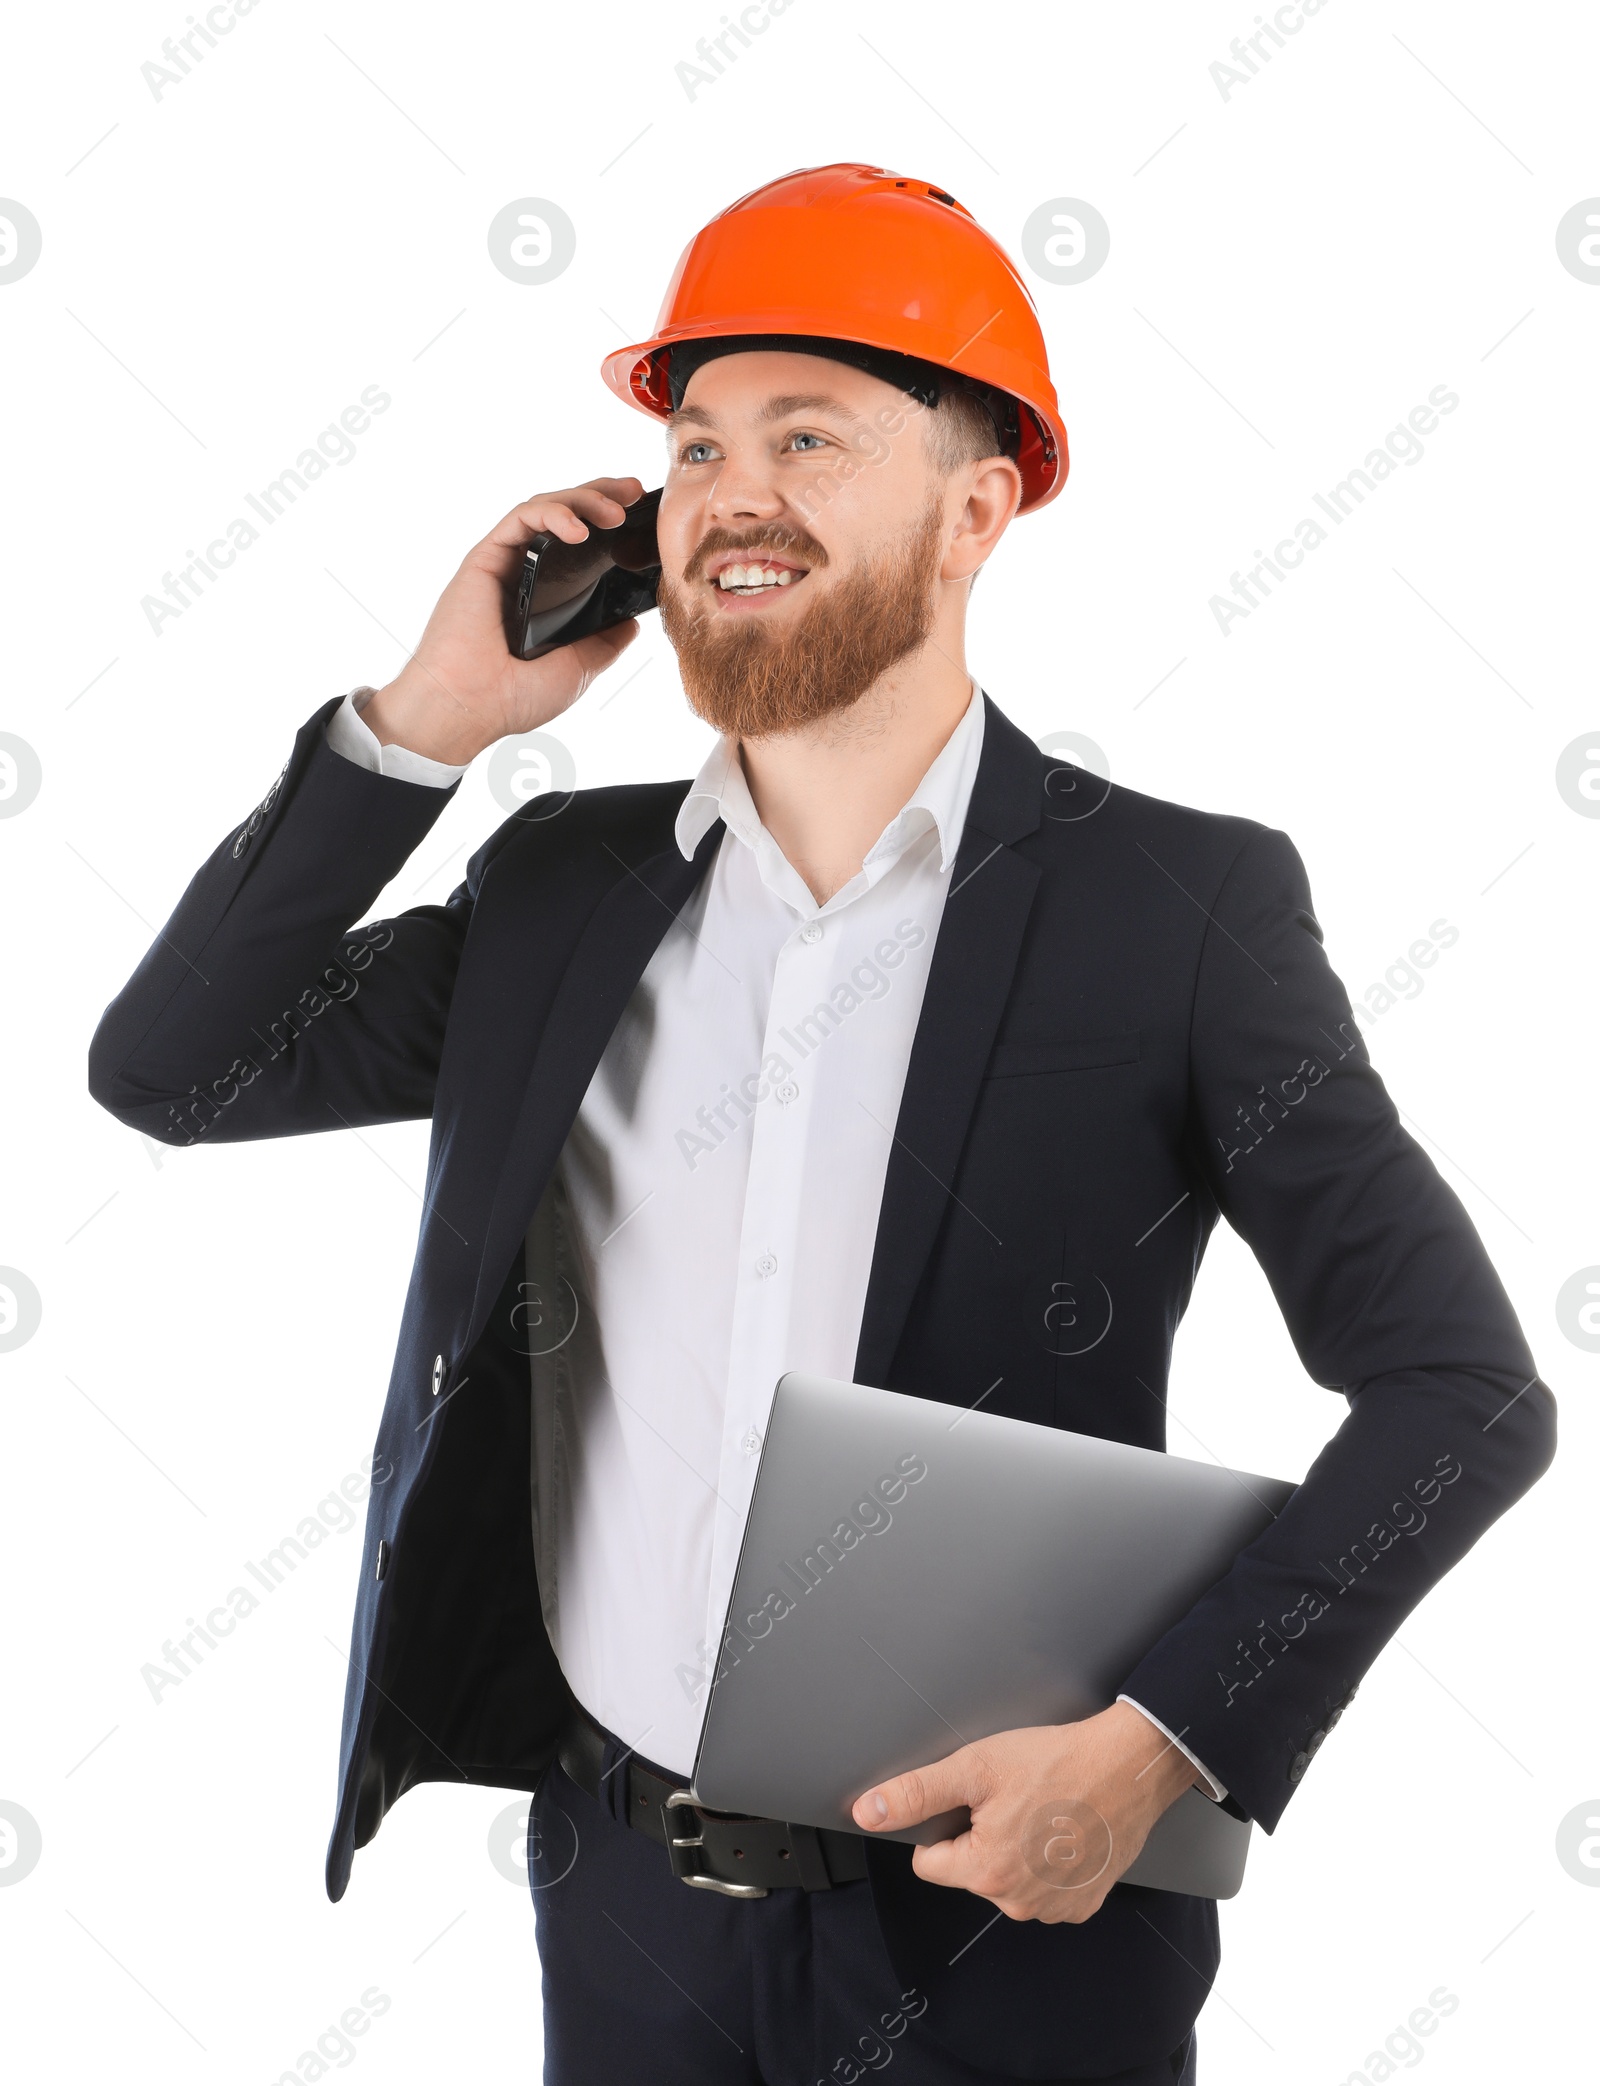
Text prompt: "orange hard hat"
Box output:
[[601, 163, 1068, 513]]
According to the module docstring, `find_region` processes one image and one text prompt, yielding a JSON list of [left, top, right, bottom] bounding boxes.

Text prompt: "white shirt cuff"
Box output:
[[325, 687, 468, 790], [1117, 1695, 1229, 1803]]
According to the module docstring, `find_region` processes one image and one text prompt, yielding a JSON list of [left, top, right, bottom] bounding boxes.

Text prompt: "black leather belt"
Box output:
[[557, 1706, 868, 1898]]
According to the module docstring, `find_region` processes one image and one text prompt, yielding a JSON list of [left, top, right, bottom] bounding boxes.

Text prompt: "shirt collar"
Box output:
[[674, 681, 987, 890]]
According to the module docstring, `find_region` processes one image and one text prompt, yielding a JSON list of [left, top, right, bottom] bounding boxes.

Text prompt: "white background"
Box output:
[[2, 1, 1596, 2079]]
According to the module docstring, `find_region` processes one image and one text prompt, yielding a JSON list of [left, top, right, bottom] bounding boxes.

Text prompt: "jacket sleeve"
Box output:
[[1119, 825, 1556, 1831], [88, 697, 512, 1146]]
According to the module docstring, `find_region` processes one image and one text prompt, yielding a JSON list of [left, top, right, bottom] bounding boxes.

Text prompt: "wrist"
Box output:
[[362, 671, 486, 766], [1104, 1701, 1201, 1809]]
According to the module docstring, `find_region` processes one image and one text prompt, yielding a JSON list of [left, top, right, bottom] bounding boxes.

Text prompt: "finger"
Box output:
[[852, 1744, 989, 1832], [486, 500, 590, 552], [909, 1832, 988, 1892], [485, 485, 630, 555], [579, 475, 645, 505], [553, 478, 648, 530], [914, 1830, 1105, 1918], [522, 619, 640, 715]]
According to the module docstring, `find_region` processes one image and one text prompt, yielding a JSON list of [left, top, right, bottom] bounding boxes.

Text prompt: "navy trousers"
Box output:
[[529, 1751, 1199, 2086]]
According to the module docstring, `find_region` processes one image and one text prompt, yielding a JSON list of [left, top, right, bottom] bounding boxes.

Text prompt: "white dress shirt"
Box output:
[[327, 687, 1225, 1799]]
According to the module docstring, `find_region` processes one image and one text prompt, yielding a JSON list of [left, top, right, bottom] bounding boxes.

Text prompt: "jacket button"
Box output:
[[1288, 1750, 1310, 1783], [1325, 1705, 1342, 1731], [375, 1538, 390, 1582], [431, 1354, 445, 1396], [1308, 1728, 1326, 1754], [231, 830, 249, 858]]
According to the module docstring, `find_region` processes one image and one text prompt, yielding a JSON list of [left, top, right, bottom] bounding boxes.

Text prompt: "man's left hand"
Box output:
[[850, 1702, 1204, 1923]]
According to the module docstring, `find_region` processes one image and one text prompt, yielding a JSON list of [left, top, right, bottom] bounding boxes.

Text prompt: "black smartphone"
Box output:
[[506, 487, 662, 660]]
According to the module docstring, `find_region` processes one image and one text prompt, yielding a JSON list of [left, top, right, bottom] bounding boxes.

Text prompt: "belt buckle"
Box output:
[[662, 1789, 769, 1899]]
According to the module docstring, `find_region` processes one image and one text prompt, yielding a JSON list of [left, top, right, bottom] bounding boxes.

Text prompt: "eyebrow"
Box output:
[[756, 392, 865, 427], [666, 391, 867, 435]]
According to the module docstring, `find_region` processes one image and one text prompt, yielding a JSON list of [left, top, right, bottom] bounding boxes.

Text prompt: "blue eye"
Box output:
[[681, 441, 717, 464], [789, 431, 825, 451]]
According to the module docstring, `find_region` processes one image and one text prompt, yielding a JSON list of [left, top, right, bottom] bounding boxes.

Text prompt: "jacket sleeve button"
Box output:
[[430, 1354, 445, 1396], [375, 1538, 390, 1582], [231, 831, 249, 859], [1288, 1751, 1310, 1783]]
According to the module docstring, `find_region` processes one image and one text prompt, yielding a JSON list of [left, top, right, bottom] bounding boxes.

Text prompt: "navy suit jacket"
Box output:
[[89, 692, 1553, 2080]]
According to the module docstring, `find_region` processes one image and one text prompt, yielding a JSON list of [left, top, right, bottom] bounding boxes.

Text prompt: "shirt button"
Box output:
[[775, 1080, 799, 1104], [431, 1353, 445, 1395], [755, 1252, 778, 1278], [741, 1428, 762, 1456], [800, 921, 823, 944]]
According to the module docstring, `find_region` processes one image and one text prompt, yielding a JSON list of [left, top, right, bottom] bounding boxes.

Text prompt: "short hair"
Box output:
[[923, 386, 1005, 476]]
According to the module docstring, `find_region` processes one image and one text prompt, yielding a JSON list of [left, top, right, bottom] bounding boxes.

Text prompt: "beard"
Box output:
[[658, 492, 945, 739]]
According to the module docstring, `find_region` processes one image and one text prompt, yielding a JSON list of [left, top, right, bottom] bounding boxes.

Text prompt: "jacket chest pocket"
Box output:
[[983, 1029, 1141, 1079]]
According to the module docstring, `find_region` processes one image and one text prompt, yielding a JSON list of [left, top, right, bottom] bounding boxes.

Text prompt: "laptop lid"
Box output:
[[691, 1372, 1295, 1899]]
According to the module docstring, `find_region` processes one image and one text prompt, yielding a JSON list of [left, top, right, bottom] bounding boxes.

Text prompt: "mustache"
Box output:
[[683, 522, 830, 583]]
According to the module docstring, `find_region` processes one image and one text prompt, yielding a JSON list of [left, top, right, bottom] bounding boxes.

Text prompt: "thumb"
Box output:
[[514, 616, 640, 727], [852, 1743, 990, 1833], [567, 615, 640, 696]]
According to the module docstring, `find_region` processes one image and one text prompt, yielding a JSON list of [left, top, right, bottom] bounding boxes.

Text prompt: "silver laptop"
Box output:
[[691, 1372, 1296, 1899]]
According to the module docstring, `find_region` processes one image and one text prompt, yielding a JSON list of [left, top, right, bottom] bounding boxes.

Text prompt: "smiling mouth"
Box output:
[[708, 557, 809, 596]]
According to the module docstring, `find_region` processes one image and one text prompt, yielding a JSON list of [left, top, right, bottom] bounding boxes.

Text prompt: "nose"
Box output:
[[705, 441, 788, 530]]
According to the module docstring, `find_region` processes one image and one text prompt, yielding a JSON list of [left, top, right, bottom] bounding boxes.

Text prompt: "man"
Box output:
[[89, 165, 1553, 2085]]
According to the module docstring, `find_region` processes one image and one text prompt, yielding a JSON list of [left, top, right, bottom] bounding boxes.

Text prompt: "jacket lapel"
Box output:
[[853, 697, 1045, 1388], [462, 817, 723, 1352]]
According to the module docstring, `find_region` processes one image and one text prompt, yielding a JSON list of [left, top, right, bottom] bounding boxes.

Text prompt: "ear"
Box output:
[[941, 455, 1024, 583]]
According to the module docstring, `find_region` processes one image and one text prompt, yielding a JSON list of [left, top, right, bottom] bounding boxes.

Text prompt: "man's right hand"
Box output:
[[359, 477, 646, 767]]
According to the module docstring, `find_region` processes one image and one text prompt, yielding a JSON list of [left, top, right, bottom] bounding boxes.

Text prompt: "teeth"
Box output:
[[716, 563, 799, 591]]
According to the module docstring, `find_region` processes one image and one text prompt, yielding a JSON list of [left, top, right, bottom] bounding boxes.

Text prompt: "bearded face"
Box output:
[[658, 490, 947, 739]]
